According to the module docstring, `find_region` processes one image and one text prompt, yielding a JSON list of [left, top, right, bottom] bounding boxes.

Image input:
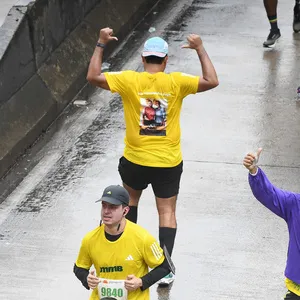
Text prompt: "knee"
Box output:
[[129, 197, 139, 206], [157, 206, 176, 216], [156, 197, 177, 216]]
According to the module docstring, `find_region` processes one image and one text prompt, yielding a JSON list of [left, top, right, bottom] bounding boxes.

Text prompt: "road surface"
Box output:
[[1, 0, 300, 299]]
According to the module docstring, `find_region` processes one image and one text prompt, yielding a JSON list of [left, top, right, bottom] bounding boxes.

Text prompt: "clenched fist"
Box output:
[[99, 27, 118, 45], [182, 34, 203, 51], [124, 275, 142, 291], [87, 270, 100, 290]]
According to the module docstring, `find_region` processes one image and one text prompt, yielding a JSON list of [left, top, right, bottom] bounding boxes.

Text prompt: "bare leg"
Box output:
[[155, 195, 177, 256], [123, 182, 142, 223], [263, 0, 278, 16], [264, 0, 279, 30], [294, 0, 300, 32]]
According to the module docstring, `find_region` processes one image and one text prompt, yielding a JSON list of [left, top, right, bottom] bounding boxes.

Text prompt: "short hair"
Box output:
[[144, 55, 166, 65]]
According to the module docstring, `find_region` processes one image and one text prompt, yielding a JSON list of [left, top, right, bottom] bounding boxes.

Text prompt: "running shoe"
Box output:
[[293, 4, 300, 33], [263, 29, 281, 47], [158, 273, 175, 286]]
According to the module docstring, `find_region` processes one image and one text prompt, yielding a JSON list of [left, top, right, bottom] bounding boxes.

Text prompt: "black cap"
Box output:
[[96, 185, 129, 206]]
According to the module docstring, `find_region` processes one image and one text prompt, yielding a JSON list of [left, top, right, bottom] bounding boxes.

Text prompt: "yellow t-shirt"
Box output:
[[75, 221, 165, 300], [104, 71, 199, 167], [286, 278, 300, 296]]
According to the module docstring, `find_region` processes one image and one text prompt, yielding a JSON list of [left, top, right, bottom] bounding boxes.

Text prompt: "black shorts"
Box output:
[[118, 156, 183, 198], [285, 291, 300, 299]]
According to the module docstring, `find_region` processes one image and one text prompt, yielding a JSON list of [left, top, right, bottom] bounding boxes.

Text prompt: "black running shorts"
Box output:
[[285, 291, 300, 299], [118, 156, 183, 198]]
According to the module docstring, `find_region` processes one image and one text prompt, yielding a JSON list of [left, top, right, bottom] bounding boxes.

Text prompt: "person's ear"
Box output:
[[123, 207, 130, 216]]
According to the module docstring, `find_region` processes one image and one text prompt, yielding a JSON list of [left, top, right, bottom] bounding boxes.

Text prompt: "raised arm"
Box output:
[[182, 34, 219, 92], [86, 27, 118, 90], [243, 148, 297, 220]]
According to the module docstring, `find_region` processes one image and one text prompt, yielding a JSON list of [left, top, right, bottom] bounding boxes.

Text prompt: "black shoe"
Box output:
[[293, 4, 300, 33], [263, 29, 281, 47]]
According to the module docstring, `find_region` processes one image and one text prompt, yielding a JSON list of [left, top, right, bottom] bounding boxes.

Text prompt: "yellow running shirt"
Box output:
[[104, 71, 199, 167], [75, 221, 165, 300], [286, 278, 300, 296]]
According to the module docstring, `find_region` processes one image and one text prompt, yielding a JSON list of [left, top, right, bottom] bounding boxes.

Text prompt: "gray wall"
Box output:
[[0, 0, 160, 178]]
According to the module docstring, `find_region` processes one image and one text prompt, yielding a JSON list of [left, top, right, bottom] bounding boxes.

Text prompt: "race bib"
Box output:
[[98, 278, 128, 300]]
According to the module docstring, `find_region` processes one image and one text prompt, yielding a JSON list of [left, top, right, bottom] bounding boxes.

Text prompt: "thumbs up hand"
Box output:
[[243, 148, 263, 174]]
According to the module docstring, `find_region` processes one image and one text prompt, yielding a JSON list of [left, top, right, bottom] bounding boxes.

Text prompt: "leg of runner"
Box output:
[[155, 195, 177, 286], [118, 156, 147, 223], [293, 0, 300, 32], [263, 0, 281, 47], [123, 183, 142, 223]]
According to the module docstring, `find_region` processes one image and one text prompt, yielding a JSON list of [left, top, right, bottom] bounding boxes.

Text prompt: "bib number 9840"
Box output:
[[98, 278, 127, 300], [101, 287, 123, 298]]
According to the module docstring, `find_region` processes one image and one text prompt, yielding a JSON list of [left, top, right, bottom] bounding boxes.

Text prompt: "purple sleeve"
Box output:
[[248, 168, 296, 221]]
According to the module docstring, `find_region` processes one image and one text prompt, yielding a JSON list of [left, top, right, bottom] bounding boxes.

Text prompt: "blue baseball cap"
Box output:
[[142, 37, 168, 58]]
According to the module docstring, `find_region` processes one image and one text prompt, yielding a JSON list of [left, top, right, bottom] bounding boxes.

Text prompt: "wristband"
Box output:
[[96, 42, 106, 49]]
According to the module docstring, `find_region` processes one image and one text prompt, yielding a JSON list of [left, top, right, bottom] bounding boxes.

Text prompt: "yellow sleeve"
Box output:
[[143, 233, 165, 269], [75, 236, 92, 269], [174, 72, 199, 98], [104, 71, 131, 94]]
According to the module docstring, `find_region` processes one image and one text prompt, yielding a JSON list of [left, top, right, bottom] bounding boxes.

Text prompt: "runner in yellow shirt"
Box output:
[[73, 185, 171, 300], [86, 27, 218, 285]]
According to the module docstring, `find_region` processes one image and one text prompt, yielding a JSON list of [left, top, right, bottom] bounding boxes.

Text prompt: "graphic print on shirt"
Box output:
[[139, 97, 167, 136]]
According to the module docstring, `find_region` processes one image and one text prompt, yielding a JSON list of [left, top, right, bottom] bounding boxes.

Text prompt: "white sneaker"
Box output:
[[158, 273, 175, 286]]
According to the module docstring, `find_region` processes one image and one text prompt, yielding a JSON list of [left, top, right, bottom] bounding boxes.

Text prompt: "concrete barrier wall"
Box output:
[[0, 6, 34, 105], [0, 0, 160, 178]]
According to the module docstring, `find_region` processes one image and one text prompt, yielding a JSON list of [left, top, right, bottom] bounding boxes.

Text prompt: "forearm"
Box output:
[[248, 168, 292, 219], [249, 166, 258, 175], [140, 259, 170, 291], [249, 168, 277, 206], [86, 43, 104, 82], [73, 264, 90, 290], [196, 46, 218, 85]]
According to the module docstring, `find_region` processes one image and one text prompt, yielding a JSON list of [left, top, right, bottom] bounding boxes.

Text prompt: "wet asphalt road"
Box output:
[[1, 0, 300, 299]]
